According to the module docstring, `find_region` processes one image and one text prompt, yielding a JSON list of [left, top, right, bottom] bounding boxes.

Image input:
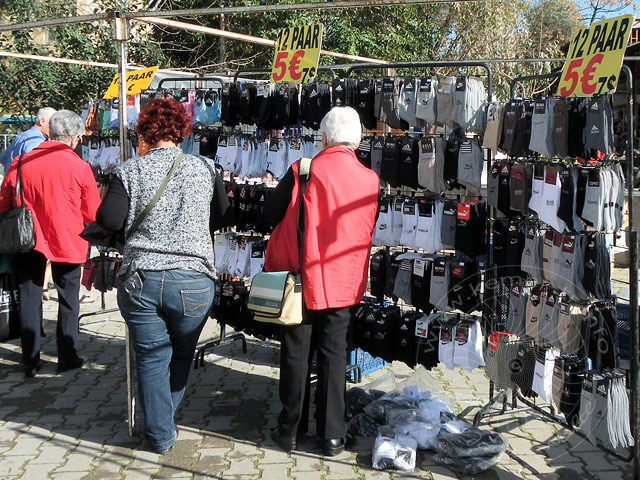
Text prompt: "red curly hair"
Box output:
[[136, 97, 192, 145]]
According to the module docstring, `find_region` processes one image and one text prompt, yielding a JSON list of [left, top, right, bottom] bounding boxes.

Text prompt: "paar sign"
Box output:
[[103, 66, 159, 99], [271, 24, 323, 84], [558, 14, 634, 97]]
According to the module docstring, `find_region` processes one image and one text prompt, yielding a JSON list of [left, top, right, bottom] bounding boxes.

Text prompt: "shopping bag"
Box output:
[[0, 272, 20, 341], [247, 271, 303, 325]]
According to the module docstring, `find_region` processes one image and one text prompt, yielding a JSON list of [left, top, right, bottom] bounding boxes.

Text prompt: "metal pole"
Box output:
[[114, 14, 129, 165], [621, 64, 639, 480], [113, 13, 135, 436]]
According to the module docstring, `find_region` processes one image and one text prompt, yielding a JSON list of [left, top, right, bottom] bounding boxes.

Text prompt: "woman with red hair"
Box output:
[[97, 97, 230, 454]]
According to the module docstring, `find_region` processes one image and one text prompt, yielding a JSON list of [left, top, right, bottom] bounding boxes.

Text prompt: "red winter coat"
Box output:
[[0, 141, 101, 264], [264, 146, 379, 310]]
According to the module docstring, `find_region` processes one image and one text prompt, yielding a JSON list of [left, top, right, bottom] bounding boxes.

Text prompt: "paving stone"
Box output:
[[359, 469, 389, 479], [89, 457, 126, 476], [111, 469, 157, 480], [55, 451, 97, 472], [126, 455, 163, 471], [221, 458, 260, 476], [323, 453, 360, 476], [3, 435, 46, 455], [290, 453, 326, 473], [0, 454, 31, 476], [32, 444, 73, 464], [259, 446, 294, 464], [53, 471, 101, 480], [422, 465, 459, 479], [259, 462, 291, 478], [290, 471, 328, 480]]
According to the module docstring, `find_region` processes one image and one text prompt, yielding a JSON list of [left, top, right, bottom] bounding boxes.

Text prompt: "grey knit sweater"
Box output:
[[115, 147, 216, 279]]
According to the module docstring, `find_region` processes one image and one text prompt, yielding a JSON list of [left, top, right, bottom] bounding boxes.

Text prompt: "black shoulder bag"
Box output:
[[0, 154, 36, 254]]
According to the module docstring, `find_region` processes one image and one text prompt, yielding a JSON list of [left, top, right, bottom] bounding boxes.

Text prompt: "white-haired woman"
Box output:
[[0, 110, 101, 378], [262, 106, 379, 456]]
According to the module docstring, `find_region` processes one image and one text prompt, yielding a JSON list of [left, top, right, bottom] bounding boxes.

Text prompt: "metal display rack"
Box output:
[[473, 66, 637, 467], [152, 76, 250, 367]]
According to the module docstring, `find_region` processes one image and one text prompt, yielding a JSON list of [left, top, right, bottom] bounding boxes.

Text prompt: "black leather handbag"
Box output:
[[0, 154, 36, 254]]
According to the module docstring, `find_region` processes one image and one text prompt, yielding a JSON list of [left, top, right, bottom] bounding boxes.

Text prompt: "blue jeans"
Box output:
[[118, 269, 214, 452]]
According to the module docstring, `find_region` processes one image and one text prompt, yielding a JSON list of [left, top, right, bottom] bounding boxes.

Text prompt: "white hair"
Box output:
[[320, 106, 362, 149], [48, 110, 85, 142], [36, 107, 57, 123]]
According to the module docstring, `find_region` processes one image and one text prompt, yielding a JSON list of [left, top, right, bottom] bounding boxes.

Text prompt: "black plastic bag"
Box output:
[[0, 272, 20, 341], [80, 222, 124, 253]]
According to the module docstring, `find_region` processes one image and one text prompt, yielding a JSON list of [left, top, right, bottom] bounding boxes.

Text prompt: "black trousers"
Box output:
[[14, 251, 82, 368], [278, 304, 353, 440]]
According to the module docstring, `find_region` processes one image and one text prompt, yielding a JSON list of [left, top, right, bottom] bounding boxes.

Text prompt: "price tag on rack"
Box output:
[[270, 24, 323, 84], [104, 65, 159, 99], [558, 14, 634, 97]]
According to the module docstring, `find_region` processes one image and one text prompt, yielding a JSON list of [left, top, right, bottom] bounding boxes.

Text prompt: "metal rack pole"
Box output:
[[232, 66, 337, 82], [620, 64, 638, 480], [157, 76, 228, 89]]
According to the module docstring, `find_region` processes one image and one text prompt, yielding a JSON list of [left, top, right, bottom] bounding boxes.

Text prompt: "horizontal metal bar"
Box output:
[[0, 12, 112, 33], [509, 71, 562, 98], [136, 16, 388, 65], [233, 66, 337, 82], [125, 0, 481, 19], [157, 76, 227, 88], [0, 50, 197, 77]]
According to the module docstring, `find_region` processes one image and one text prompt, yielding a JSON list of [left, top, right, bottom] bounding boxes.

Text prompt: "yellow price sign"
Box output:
[[103, 65, 159, 99], [558, 14, 634, 97], [271, 24, 323, 84]]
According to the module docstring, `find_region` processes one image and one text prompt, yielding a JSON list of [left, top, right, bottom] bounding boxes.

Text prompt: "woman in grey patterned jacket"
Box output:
[[97, 97, 230, 454]]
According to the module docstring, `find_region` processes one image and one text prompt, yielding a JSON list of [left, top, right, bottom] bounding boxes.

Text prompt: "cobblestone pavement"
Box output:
[[0, 287, 634, 480]]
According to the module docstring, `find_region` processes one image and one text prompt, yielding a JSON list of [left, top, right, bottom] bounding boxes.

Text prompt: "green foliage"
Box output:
[[0, 0, 586, 113], [0, 0, 117, 115]]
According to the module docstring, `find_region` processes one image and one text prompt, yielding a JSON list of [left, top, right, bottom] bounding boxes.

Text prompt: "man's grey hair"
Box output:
[[48, 110, 85, 142], [36, 107, 57, 123], [320, 106, 362, 149]]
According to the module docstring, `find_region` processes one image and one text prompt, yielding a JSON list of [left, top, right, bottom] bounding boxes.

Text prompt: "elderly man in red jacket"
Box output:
[[0, 110, 101, 378], [263, 106, 379, 456]]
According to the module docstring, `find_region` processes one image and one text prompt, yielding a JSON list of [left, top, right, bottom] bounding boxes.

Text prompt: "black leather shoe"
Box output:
[[23, 361, 42, 378], [57, 357, 85, 373], [321, 438, 345, 456], [270, 427, 296, 452]]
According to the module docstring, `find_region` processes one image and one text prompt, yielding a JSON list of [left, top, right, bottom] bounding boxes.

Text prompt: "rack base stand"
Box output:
[[194, 323, 247, 369], [474, 387, 633, 463]]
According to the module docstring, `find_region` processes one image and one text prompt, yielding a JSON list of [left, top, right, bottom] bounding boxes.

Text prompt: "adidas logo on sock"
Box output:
[[591, 125, 599, 134], [402, 143, 412, 152], [309, 90, 318, 98]]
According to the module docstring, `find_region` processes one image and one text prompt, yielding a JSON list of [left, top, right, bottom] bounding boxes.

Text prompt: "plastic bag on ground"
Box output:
[[394, 366, 446, 400], [387, 408, 441, 449], [347, 413, 380, 438], [361, 369, 397, 394], [434, 428, 508, 458], [439, 419, 472, 435], [363, 394, 419, 424], [417, 397, 454, 425], [433, 451, 505, 475], [346, 387, 375, 420], [372, 426, 418, 472]]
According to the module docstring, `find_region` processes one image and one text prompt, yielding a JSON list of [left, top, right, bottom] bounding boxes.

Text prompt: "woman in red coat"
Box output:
[[263, 106, 379, 456], [0, 110, 101, 378]]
